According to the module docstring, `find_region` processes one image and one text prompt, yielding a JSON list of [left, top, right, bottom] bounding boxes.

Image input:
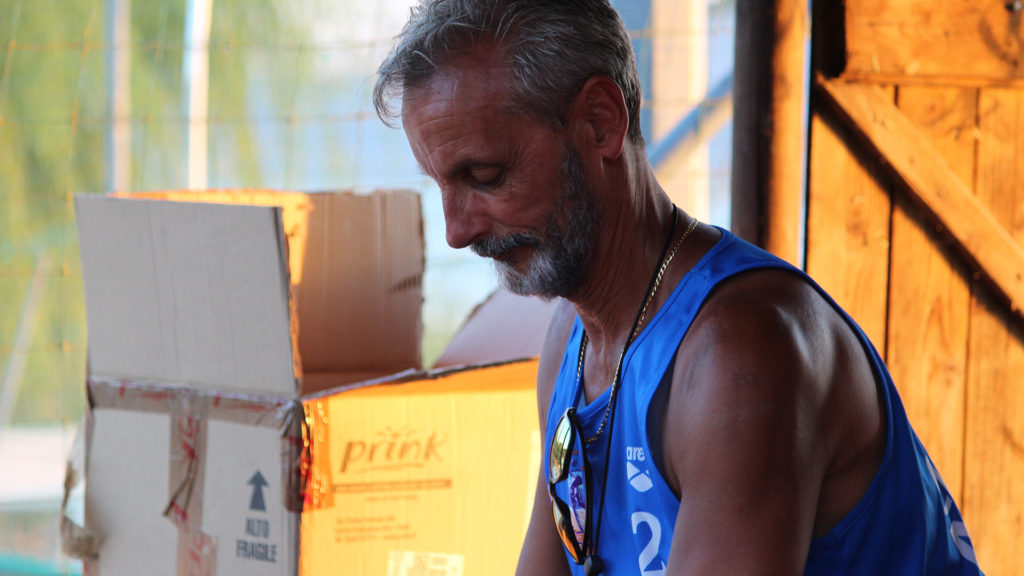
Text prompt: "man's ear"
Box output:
[[569, 75, 629, 160]]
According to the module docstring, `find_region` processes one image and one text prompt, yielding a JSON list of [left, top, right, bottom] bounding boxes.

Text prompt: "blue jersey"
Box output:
[[545, 228, 983, 575]]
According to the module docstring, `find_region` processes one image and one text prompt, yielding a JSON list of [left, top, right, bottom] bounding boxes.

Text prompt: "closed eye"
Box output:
[[467, 165, 503, 188]]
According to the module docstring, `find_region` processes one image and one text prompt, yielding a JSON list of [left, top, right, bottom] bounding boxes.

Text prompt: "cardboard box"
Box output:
[[434, 288, 558, 368], [71, 190, 544, 576], [299, 361, 540, 576]]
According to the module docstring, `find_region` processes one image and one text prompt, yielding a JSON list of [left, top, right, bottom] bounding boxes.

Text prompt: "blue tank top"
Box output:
[[545, 228, 983, 575]]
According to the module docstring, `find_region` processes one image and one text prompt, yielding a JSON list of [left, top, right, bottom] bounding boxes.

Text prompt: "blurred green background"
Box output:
[[0, 0, 735, 570], [1, 1, 498, 570], [1, 0, 497, 426]]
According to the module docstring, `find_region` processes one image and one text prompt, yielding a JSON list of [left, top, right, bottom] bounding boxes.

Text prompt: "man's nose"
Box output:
[[442, 190, 490, 249]]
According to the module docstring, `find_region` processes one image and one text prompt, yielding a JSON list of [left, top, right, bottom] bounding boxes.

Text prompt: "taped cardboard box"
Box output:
[[80, 378, 305, 575], [79, 361, 539, 576], [71, 190, 542, 576]]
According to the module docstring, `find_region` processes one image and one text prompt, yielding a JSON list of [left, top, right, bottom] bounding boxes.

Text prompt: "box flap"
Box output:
[[434, 288, 559, 368], [100, 189, 425, 396], [75, 195, 297, 395], [296, 192, 423, 378]]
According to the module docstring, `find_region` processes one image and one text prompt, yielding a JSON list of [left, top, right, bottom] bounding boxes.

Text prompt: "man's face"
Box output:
[[471, 143, 600, 298], [402, 53, 600, 299]]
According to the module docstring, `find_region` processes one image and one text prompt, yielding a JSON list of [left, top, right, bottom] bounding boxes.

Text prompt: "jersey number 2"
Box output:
[[631, 512, 667, 576]]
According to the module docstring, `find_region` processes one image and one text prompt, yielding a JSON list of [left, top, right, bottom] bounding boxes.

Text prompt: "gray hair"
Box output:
[[373, 0, 644, 144]]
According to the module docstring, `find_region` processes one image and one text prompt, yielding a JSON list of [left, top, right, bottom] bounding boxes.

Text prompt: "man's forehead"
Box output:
[[400, 48, 516, 116]]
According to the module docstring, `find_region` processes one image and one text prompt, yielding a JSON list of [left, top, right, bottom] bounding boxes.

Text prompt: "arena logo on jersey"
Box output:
[[626, 462, 653, 492], [338, 426, 447, 475], [626, 446, 654, 492]]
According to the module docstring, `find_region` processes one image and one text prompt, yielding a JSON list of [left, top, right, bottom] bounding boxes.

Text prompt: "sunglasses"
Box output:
[[548, 407, 592, 565]]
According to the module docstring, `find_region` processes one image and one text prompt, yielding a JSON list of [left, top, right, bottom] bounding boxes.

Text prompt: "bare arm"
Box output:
[[516, 299, 577, 576], [662, 271, 843, 575]]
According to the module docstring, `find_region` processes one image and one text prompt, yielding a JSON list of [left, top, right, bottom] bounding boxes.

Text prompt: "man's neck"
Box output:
[[569, 157, 676, 371]]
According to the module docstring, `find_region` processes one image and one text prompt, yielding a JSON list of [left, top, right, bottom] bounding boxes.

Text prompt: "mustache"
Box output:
[[471, 233, 541, 258]]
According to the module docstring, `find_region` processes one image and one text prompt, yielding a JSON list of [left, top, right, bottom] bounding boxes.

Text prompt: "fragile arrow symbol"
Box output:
[[248, 470, 268, 512]]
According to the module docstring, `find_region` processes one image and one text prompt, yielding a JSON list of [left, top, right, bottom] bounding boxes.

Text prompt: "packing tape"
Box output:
[[83, 377, 307, 575], [164, 400, 214, 576], [301, 398, 333, 511], [172, 516, 218, 576]]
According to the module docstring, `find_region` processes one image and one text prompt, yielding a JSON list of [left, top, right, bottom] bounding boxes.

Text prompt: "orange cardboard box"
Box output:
[[300, 361, 539, 575]]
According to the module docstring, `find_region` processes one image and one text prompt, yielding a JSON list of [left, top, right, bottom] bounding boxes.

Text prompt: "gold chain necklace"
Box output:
[[578, 215, 698, 445]]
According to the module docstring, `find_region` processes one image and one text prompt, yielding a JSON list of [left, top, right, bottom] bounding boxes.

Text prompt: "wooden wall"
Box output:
[[805, 1, 1024, 572]]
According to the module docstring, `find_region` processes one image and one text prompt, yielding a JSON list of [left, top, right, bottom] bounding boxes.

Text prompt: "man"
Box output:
[[374, 1, 984, 574]]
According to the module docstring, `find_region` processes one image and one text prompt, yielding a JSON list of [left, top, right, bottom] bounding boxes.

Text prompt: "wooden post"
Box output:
[[731, 0, 808, 265]]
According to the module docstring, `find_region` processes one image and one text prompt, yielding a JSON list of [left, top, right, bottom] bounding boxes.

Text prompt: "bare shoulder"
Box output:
[[670, 266, 882, 458], [662, 266, 886, 548], [676, 267, 837, 406]]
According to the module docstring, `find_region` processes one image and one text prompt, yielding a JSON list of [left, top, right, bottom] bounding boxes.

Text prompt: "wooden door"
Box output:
[[806, 2, 1024, 572]]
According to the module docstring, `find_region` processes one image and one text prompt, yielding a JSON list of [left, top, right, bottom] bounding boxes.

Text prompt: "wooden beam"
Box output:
[[731, 0, 808, 265], [844, 0, 1024, 83], [840, 73, 1024, 90], [816, 77, 1024, 314]]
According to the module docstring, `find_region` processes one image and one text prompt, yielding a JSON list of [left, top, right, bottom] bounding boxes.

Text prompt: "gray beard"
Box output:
[[471, 144, 600, 300]]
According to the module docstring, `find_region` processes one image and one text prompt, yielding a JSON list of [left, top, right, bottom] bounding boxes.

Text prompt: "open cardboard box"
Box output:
[[71, 190, 545, 576]]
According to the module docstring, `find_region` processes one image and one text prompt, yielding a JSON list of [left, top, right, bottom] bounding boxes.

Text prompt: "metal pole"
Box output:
[[0, 253, 52, 428], [648, 74, 733, 171], [107, 0, 131, 192], [184, 0, 213, 189]]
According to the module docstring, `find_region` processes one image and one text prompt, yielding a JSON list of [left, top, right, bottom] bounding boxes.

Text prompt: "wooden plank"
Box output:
[[805, 99, 892, 348], [845, 0, 1024, 83], [840, 73, 1024, 91], [817, 78, 1024, 315], [965, 299, 1024, 576], [965, 87, 1024, 576], [887, 86, 974, 503]]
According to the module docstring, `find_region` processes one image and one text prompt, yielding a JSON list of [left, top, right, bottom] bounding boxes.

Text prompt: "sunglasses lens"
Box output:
[[549, 410, 574, 483], [551, 493, 584, 563], [548, 408, 589, 564]]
